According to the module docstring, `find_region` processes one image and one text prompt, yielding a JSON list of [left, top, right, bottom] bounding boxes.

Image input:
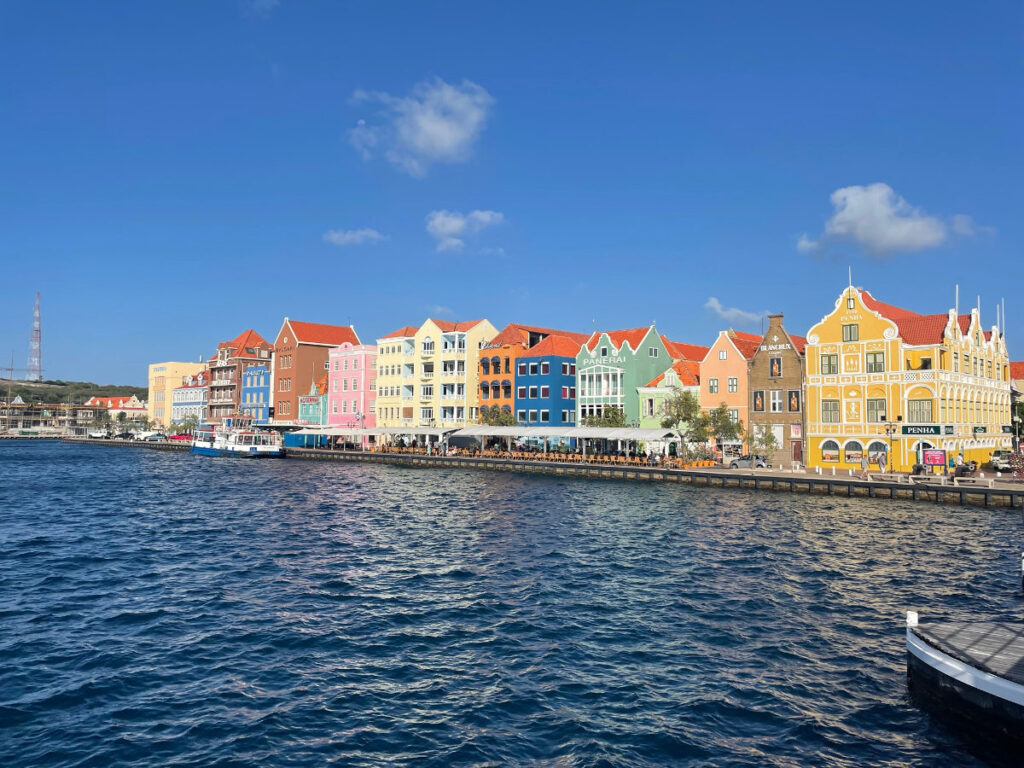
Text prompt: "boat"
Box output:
[[191, 418, 285, 458]]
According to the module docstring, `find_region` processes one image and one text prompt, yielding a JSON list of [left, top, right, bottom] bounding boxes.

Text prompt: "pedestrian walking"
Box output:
[[877, 451, 886, 473], [860, 453, 869, 479]]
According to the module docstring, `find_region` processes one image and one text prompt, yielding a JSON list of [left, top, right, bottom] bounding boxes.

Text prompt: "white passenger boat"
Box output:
[[191, 421, 285, 458]]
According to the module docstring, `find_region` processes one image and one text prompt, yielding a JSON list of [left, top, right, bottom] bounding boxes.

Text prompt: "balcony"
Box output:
[[420, 370, 435, 379]]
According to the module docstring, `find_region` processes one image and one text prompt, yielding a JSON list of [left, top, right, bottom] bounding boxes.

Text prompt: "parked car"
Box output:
[[113, 431, 134, 440], [729, 454, 768, 469], [991, 450, 1014, 473], [143, 433, 167, 442], [168, 433, 191, 441], [87, 429, 109, 439]]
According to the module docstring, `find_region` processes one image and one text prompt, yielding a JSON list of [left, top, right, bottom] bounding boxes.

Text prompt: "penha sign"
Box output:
[[902, 425, 940, 436]]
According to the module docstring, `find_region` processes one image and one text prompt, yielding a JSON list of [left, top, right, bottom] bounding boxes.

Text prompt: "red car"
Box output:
[[168, 433, 192, 441]]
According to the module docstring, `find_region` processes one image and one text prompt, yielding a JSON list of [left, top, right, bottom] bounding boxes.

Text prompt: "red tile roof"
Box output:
[[727, 330, 762, 359], [860, 290, 921, 320], [525, 334, 584, 358], [315, 374, 328, 395], [583, 327, 652, 353], [646, 359, 700, 388], [218, 328, 270, 354], [1010, 362, 1024, 380], [379, 325, 419, 339], [661, 336, 711, 362], [486, 323, 589, 349], [429, 318, 487, 332], [858, 290, 988, 345], [789, 334, 808, 354], [287, 320, 360, 347], [85, 396, 145, 409]]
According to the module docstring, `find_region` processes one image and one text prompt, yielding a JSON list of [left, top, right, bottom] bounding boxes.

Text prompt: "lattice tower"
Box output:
[[26, 291, 41, 381]]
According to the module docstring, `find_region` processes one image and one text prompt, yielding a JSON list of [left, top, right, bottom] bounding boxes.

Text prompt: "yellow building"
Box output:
[[804, 287, 1012, 473], [374, 318, 497, 429], [148, 361, 206, 427]]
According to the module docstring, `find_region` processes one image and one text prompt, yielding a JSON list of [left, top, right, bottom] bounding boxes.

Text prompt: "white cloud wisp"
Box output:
[[323, 228, 387, 247], [705, 297, 766, 327], [350, 78, 494, 177], [426, 209, 503, 252]]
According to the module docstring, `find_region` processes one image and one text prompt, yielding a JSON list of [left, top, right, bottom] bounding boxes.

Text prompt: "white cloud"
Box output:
[[244, 0, 279, 16], [349, 78, 494, 177], [322, 228, 387, 246], [426, 304, 455, 317], [798, 183, 947, 256], [705, 297, 766, 327], [425, 209, 503, 251]]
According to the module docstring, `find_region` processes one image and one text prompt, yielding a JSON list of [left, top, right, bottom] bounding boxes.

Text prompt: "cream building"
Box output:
[[374, 326, 419, 428], [148, 361, 206, 427]]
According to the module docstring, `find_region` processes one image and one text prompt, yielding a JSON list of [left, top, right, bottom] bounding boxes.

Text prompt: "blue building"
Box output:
[[514, 334, 582, 427], [239, 363, 270, 424]]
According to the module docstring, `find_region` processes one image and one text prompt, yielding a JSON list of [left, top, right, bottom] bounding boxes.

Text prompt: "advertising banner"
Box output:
[[922, 448, 946, 466]]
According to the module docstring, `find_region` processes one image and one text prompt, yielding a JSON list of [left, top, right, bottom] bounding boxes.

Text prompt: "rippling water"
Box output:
[[2, 441, 1022, 766]]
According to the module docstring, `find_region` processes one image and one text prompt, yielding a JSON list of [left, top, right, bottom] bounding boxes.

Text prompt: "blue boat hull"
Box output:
[[191, 445, 286, 458]]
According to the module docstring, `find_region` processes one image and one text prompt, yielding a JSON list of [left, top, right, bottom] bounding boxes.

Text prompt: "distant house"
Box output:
[[207, 329, 273, 424], [514, 334, 586, 428], [272, 318, 360, 425], [239, 363, 270, 424], [171, 371, 209, 425], [84, 394, 148, 422]]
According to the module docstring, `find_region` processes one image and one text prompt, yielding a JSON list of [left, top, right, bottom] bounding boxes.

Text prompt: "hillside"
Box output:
[[0, 378, 147, 405]]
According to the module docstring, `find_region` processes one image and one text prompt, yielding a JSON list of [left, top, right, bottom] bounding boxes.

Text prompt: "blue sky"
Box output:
[[1, 1, 1021, 384]]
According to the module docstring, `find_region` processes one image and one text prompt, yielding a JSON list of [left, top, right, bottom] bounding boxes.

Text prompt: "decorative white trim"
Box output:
[[907, 628, 1024, 708]]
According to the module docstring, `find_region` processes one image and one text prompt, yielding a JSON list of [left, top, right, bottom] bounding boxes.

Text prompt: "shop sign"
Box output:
[[943, 425, 954, 435], [902, 425, 940, 436], [973, 426, 987, 434], [299, 396, 319, 405], [922, 449, 946, 466], [1001, 425, 1013, 434], [790, 424, 802, 438]]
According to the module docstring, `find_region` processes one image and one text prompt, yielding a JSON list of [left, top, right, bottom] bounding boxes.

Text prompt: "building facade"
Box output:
[[747, 314, 806, 467], [374, 326, 418, 428], [148, 361, 207, 427], [272, 318, 360, 425], [514, 334, 584, 426], [699, 330, 762, 456], [239, 363, 270, 423], [637, 359, 701, 429], [804, 286, 1012, 472], [83, 394, 148, 422], [207, 329, 273, 425], [170, 371, 208, 425], [410, 318, 497, 428], [297, 376, 328, 427], [327, 342, 378, 443], [575, 326, 677, 425]]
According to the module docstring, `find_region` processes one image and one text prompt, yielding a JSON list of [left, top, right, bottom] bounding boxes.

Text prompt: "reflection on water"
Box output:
[[0, 441, 1021, 767]]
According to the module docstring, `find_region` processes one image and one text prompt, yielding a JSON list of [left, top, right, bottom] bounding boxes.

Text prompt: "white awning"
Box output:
[[450, 426, 679, 440]]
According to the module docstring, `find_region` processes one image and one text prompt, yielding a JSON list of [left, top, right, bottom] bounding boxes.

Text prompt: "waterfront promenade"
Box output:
[[59, 437, 1024, 509]]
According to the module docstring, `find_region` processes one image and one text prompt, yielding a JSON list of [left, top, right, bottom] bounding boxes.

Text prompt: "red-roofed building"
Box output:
[[479, 323, 588, 421], [804, 286, 1012, 472], [273, 318, 360, 425], [699, 329, 763, 457], [207, 329, 273, 424], [83, 394, 148, 421], [748, 314, 806, 467], [512, 333, 587, 429], [638, 360, 701, 433]]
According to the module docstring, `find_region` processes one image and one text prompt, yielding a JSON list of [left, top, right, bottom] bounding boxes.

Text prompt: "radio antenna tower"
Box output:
[[26, 292, 42, 381]]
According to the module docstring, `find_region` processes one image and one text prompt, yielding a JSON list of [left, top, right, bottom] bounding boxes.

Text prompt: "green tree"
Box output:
[[707, 403, 744, 449], [479, 405, 518, 426], [582, 405, 627, 427], [90, 409, 112, 430], [659, 388, 708, 457], [748, 424, 780, 457]]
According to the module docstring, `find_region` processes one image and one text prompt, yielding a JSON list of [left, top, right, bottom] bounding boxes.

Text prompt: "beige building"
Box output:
[[148, 361, 206, 427]]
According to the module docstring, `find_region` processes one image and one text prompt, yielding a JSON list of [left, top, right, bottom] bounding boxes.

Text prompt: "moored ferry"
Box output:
[[191, 418, 285, 458]]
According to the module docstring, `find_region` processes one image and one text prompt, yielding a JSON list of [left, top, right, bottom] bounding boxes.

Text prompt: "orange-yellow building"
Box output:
[[804, 286, 1012, 472]]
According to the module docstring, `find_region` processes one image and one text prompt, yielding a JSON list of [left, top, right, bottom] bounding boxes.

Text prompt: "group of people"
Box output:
[[859, 451, 888, 478]]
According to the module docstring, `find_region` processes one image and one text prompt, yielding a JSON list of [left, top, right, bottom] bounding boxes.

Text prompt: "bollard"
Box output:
[[906, 611, 918, 627]]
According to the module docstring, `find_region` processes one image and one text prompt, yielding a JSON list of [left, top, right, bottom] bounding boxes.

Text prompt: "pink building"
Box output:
[[327, 341, 377, 446]]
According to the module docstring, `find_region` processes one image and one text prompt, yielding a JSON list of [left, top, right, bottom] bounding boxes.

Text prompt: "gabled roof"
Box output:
[[525, 334, 584, 358], [486, 322, 589, 349], [645, 359, 700, 388], [429, 318, 487, 332], [315, 374, 328, 395], [789, 334, 808, 354], [727, 330, 762, 359], [284, 319, 360, 347], [583, 326, 653, 353], [858, 290, 996, 346], [860, 290, 921, 320], [85, 395, 145, 409], [379, 325, 419, 340], [218, 329, 270, 354], [661, 336, 710, 362], [1010, 362, 1024, 380]]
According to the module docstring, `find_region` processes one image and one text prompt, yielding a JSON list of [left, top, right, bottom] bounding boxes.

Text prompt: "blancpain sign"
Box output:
[[759, 343, 791, 352]]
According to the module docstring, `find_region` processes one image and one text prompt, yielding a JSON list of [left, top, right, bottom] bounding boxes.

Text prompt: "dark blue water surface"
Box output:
[[2, 441, 1023, 767]]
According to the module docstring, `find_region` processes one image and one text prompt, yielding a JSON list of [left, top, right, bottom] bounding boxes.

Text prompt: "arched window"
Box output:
[[481, 358, 490, 375], [821, 440, 839, 462], [844, 440, 863, 463]]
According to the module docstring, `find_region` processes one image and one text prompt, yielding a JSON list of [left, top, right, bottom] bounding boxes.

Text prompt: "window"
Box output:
[[709, 378, 719, 394], [540, 386, 549, 398], [421, 385, 433, 398], [821, 439, 839, 462], [332, 379, 338, 393], [920, 357, 932, 370], [481, 359, 490, 374], [907, 399, 933, 424], [352, 377, 357, 390], [753, 390, 765, 412], [517, 362, 526, 376], [529, 386, 538, 399], [503, 358, 510, 374], [561, 363, 569, 375], [820, 354, 839, 375], [570, 387, 576, 398], [562, 386, 569, 399], [728, 408, 739, 423], [333, 361, 339, 372], [953, 352, 959, 372], [600, 347, 608, 357], [540, 410, 550, 423], [517, 410, 526, 422], [643, 398, 655, 417], [844, 441, 863, 463], [541, 362, 550, 375], [787, 390, 801, 412], [341, 399, 347, 413], [822, 400, 840, 423], [842, 324, 859, 342], [562, 410, 570, 423], [649, 347, 659, 358], [422, 339, 434, 354], [353, 359, 358, 370], [343, 359, 349, 371], [727, 377, 738, 393], [529, 410, 538, 422], [529, 363, 538, 375], [517, 386, 526, 399], [570, 363, 576, 375], [865, 352, 885, 373], [769, 357, 782, 378], [719, 350, 727, 360], [866, 398, 886, 422], [769, 390, 783, 413], [420, 407, 433, 421], [847, 297, 855, 309]]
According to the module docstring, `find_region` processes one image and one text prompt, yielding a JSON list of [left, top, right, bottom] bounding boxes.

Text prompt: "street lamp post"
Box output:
[[881, 413, 902, 472], [1014, 414, 1021, 453]]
